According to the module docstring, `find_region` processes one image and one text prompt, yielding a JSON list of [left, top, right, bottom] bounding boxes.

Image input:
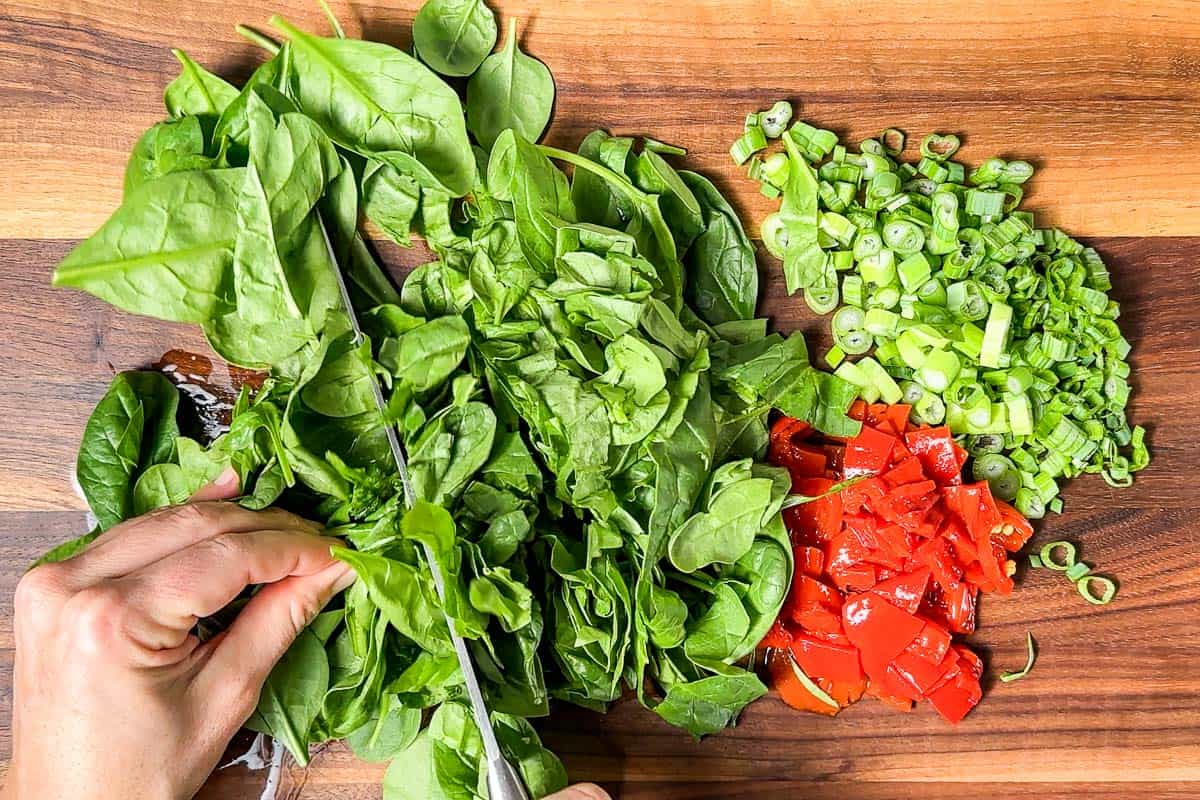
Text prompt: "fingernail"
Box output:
[[331, 563, 357, 594], [214, 466, 240, 492]]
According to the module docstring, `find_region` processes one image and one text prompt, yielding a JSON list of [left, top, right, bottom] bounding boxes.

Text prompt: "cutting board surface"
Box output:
[[0, 1, 1197, 797]]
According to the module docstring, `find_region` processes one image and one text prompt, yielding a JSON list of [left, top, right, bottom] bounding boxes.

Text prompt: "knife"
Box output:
[[317, 214, 530, 800]]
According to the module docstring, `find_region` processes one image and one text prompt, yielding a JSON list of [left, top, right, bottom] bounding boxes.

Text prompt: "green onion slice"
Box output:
[[761, 213, 788, 259], [1040, 540, 1077, 571], [920, 133, 961, 161], [1077, 575, 1118, 605], [1065, 561, 1091, 582], [787, 652, 840, 709], [999, 631, 1037, 683]]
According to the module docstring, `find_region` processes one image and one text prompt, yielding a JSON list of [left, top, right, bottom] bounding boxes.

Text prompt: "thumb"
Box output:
[[188, 466, 241, 503], [196, 559, 356, 717], [546, 785, 612, 800]]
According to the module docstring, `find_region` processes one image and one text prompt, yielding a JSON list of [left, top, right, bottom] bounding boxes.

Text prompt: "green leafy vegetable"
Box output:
[[413, 0, 498, 77], [466, 19, 554, 150]]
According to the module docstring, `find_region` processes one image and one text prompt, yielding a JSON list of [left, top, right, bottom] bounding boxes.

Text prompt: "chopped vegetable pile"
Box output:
[[39, 3, 870, 797], [736, 105, 1150, 517], [764, 403, 1034, 722]]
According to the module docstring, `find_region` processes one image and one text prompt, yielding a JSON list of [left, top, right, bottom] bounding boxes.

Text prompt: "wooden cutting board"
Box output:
[[1, 1, 1198, 797]]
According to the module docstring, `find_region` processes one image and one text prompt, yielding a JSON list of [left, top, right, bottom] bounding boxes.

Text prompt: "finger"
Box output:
[[71, 501, 322, 581], [193, 561, 355, 718], [546, 785, 612, 800], [116, 529, 342, 650], [188, 466, 241, 502]]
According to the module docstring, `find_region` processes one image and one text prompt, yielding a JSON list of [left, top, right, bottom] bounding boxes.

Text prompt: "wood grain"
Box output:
[[2, 0, 1200, 239], [1, 1, 1199, 798]]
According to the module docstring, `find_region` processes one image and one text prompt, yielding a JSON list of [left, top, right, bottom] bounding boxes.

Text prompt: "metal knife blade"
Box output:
[[316, 215, 529, 800]]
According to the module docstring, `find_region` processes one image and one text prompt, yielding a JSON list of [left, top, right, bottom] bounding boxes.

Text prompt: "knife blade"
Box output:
[[316, 215, 529, 800]]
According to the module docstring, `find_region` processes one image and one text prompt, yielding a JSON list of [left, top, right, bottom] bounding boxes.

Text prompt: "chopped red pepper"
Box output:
[[790, 634, 864, 684], [765, 408, 1035, 725], [760, 619, 794, 649], [844, 424, 897, 477], [790, 575, 844, 634], [902, 426, 961, 486], [871, 568, 931, 614]]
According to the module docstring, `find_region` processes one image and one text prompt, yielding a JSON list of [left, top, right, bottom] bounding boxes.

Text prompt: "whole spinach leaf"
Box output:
[[52, 169, 244, 323], [652, 670, 767, 738], [271, 16, 475, 196], [247, 624, 330, 765], [164, 49, 239, 118], [75, 371, 180, 530], [680, 170, 758, 325], [413, 0, 498, 78], [465, 19, 554, 150]]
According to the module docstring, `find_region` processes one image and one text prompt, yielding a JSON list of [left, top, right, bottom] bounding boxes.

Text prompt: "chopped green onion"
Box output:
[[920, 133, 961, 161], [825, 345, 846, 369], [787, 652, 839, 709], [1039, 541, 1077, 571], [761, 213, 788, 258], [731, 127, 767, 165], [1076, 575, 1118, 605], [979, 302, 1013, 368], [881, 127, 906, 155], [999, 632, 1037, 683], [1065, 561, 1090, 582], [760, 100, 794, 139], [805, 285, 840, 314], [1028, 553, 1044, 569]]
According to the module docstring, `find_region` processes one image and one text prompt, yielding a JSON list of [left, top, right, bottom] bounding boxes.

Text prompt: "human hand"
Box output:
[[3, 468, 353, 800]]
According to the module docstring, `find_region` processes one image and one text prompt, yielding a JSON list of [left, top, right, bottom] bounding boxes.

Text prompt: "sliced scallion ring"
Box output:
[[1077, 574, 1118, 605], [973, 453, 1020, 500], [805, 286, 840, 315], [1065, 561, 1091, 582], [881, 127, 906, 156], [920, 132, 961, 161], [832, 305, 866, 334], [835, 329, 873, 355], [1040, 540, 1077, 571], [761, 212, 788, 259]]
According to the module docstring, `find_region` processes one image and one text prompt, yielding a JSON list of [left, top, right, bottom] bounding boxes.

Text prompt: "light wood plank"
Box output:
[[1, 0, 1199, 237]]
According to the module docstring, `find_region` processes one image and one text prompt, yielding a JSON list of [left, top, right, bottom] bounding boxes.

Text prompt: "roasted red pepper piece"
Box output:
[[790, 633, 865, 684], [769, 653, 842, 717], [891, 649, 950, 696], [844, 424, 897, 478], [840, 476, 887, 514], [904, 426, 962, 485], [913, 537, 963, 590], [760, 619, 794, 649], [843, 593, 926, 677], [926, 662, 982, 723], [866, 677, 915, 711], [788, 477, 844, 542], [780, 446, 828, 481], [795, 545, 825, 578], [791, 575, 844, 634], [906, 620, 953, 664], [871, 568, 931, 614], [942, 581, 978, 634], [769, 416, 812, 456], [993, 499, 1034, 551]]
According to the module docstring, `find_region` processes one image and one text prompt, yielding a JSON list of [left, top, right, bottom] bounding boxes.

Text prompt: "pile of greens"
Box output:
[[733, 105, 1149, 516], [45, 4, 859, 796]]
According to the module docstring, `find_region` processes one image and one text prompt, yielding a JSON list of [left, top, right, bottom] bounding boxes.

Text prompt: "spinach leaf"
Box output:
[[505, 134, 575, 275], [164, 49, 238, 118], [362, 160, 422, 245], [413, 0, 498, 77], [465, 19, 554, 150], [52, 169, 244, 324], [347, 695, 422, 763], [124, 116, 219, 196], [682, 583, 750, 664], [333, 545, 453, 655], [271, 16, 475, 196], [652, 670, 767, 738], [247, 624, 330, 765], [680, 170, 758, 325], [667, 473, 775, 572], [75, 372, 180, 530]]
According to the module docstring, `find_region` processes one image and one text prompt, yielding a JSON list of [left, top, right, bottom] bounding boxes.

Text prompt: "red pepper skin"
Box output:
[[790, 633, 865, 684], [891, 649, 950, 696], [826, 528, 878, 592], [840, 476, 887, 514], [866, 677, 915, 712], [760, 619, 794, 649], [843, 593, 926, 677], [871, 568, 931, 615], [904, 426, 962, 485], [926, 665, 982, 723], [994, 500, 1034, 551], [780, 446, 828, 482], [788, 477, 844, 542], [913, 537, 964, 591], [942, 581, 979, 634], [907, 621, 953, 664], [844, 424, 898, 477], [942, 482, 1003, 542], [769, 416, 812, 459], [791, 575, 844, 634], [795, 545, 825, 578], [769, 653, 842, 717]]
